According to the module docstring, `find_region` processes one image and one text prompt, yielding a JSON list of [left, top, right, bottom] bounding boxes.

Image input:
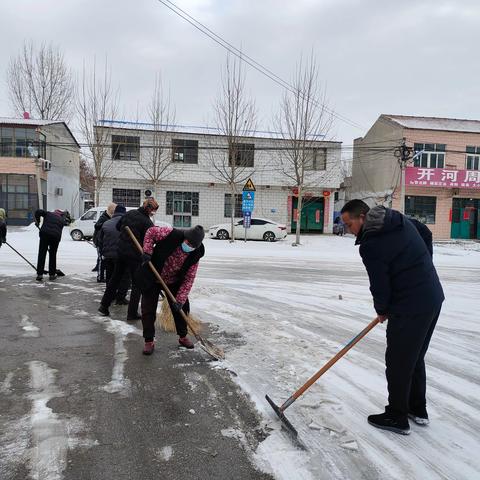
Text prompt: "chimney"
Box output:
[[23, 112, 30, 120]]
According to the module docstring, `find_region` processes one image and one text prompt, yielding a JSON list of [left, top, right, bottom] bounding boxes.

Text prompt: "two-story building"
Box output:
[[95, 121, 343, 233], [350, 114, 480, 240], [0, 116, 81, 225]]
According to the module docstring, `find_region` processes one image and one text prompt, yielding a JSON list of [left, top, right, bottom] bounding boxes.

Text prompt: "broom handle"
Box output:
[[125, 226, 199, 337], [280, 317, 381, 411]]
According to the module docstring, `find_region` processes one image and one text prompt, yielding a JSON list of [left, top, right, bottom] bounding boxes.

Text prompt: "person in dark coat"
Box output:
[[341, 200, 444, 435], [92, 202, 116, 281], [139, 224, 205, 355], [35, 209, 72, 281], [97, 204, 131, 304], [0, 208, 7, 248], [98, 197, 159, 320]]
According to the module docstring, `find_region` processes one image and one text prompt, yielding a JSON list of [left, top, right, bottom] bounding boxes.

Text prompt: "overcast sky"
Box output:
[[1, 0, 479, 153]]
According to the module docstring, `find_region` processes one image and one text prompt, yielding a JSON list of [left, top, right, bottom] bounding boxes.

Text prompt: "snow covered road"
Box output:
[[1, 227, 479, 479]]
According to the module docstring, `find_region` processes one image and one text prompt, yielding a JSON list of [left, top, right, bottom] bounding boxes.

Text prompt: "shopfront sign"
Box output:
[[406, 167, 480, 189]]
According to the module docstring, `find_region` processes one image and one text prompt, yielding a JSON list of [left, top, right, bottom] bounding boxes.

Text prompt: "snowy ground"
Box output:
[[1, 227, 479, 479]]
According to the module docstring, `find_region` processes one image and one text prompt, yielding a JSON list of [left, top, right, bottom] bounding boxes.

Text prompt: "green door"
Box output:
[[451, 198, 479, 239], [291, 197, 324, 232]]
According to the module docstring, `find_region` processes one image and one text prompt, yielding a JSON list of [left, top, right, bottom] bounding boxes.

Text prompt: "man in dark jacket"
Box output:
[[0, 208, 6, 248], [341, 200, 444, 435], [98, 197, 159, 320], [97, 204, 130, 304], [35, 209, 72, 281], [139, 224, 205, 355], [92, 202, 116, 282]]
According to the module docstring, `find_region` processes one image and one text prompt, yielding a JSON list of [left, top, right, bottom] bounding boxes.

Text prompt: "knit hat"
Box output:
[[0, 208, 5, 220], [143, 197, 159, 213], [114, 204, 126, 214], [184, 225, 205, 248]]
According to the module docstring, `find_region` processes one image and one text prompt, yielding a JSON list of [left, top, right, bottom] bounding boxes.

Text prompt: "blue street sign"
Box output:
[[242, 191, 255, 212], [243, 211, 252, 229]]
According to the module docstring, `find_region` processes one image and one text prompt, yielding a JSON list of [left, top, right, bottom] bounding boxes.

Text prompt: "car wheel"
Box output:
[[263, 231, 276, 242], [217, 229, 229, 240], [70, 229, 84, 241]]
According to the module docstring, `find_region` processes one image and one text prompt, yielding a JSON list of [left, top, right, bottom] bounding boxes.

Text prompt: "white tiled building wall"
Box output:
[[96, 124, 343, 233]]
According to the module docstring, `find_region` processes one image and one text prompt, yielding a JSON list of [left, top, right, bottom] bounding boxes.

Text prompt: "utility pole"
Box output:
[[395, 140, 412, 214]]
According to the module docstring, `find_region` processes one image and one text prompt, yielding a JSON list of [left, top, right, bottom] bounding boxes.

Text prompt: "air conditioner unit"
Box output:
[[55, 187, 63, 196], [42, 160, 52, 171]]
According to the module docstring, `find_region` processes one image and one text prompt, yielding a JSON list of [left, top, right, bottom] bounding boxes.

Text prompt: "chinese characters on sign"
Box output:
[[406, 167, 480, 189]]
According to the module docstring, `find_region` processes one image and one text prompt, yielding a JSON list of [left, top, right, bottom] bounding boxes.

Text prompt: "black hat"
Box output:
[[184, 225, 205, 248], [114, 204, 126, 214]]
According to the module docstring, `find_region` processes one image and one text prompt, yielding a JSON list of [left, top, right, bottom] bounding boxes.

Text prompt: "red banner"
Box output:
[[405, 167, 480, 189]]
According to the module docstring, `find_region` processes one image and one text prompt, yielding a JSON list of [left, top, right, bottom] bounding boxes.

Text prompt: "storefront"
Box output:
[[402, 167, 480, 240]]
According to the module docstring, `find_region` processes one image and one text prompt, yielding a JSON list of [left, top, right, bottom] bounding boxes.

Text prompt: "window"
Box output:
[[466, 146, 480, 170], [166, 191, 199, 227], [81, 210, 97, 221], [112, 135, 140, 161], [112, 188, 141, 207], [229, 143, 255, 167], [224, 193, 242, 217], [405, 195, 436, 224], [251, 219, 268, 225], [413, 143, 445, 168], [172, 139, 198, 164], [305, 148, 327, 171], [0, 126, 43, 158]]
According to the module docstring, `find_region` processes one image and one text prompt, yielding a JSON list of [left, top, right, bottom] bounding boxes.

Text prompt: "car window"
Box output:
[[236, 220, 244, 226], [251, 219, 267, 225], [81, 211, 97, 221]]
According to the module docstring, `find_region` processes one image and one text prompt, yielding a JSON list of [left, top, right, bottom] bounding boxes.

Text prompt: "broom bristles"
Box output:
[[156, 298, 203, 335]]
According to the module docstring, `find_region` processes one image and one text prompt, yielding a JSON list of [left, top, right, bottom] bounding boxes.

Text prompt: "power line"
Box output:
[[156, 0, 365, 131]]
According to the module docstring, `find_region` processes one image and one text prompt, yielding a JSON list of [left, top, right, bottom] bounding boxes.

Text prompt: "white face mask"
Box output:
[[181, 242, 195, 253]]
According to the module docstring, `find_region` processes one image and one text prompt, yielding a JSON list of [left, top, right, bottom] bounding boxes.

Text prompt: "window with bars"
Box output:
[[172, 139, 198, 164], [112, 135, 140, 161], [224, 193, 242, 218], [466, 146, 480, 170], [166, 191, 199, 227], [413, 143, 445, 168], [405, 195, 436, 224], [228, 143, 255, 168], [112, 188, 141, 207], [304, 148, 327, 171]]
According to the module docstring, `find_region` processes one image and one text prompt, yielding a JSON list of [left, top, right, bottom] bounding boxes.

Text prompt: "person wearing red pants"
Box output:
[[138, 225, 205, 355]]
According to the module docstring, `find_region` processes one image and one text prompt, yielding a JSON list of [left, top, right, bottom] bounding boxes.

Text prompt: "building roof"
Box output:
[[96, 119, 341, 143], [383, 114, 480, 134], [0, 117, 80, 148]]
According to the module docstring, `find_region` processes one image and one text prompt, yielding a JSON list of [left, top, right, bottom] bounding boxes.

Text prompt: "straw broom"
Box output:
[[156, 297, 203, 334]]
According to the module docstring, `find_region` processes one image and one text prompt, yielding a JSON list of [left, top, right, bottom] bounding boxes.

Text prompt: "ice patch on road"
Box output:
[[0, 372, 14, 394], [20, 314, 40, 337], [158, 445, 173, 461]]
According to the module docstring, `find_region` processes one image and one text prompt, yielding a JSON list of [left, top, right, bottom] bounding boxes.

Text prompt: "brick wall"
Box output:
[[0, 157, 47, 179]]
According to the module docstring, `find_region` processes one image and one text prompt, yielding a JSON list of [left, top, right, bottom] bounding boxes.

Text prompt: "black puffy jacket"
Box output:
[[97, 213, 124, 259], [116, 207, 154, 261], [0, 218, 6, 244], [356, 206, 444, 316], [93, 210, 111, 246], [35, 210, 68, 240]]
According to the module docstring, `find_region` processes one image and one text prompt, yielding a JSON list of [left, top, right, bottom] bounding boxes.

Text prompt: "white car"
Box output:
[[69, 207, 169, 241], [209, 217, 288, 242]]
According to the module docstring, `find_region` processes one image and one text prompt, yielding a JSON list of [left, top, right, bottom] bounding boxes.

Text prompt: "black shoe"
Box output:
[[127, 314, 141, 321], [36, 275, 43, 282], [368, 412, 410, 435], [115, 298, 129, 305], [49, 274, 57, 281], [98, 305, 110, 316], [408, 409, 429, 426], [92, 266, 99, 272], [97, 278, 106, 283]]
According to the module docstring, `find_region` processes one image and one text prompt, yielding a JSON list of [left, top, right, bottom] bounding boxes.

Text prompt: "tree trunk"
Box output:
[[230, 183, 236, 242], [295, 186, 303, 245]]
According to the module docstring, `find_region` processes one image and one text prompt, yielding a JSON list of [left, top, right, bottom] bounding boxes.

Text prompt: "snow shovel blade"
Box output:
[[265, 394, 298, 439], [196, 335, 225, 361]]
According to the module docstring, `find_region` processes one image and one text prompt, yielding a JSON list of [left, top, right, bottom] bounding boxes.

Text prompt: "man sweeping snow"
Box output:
[[341, 200, 444, 435], [138, 224, 205, 355]]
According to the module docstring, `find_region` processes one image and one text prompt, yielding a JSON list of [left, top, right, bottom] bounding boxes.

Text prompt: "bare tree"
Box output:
[[211, 55, 257, 242], [135, 74, 176, 196], [275, 54, 334, 246], [7, 41, 74, 120], [77, 58, 119, 206], [80, 155, 96, 195]]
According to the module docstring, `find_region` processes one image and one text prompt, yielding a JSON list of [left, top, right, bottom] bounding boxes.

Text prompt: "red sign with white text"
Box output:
[[405, 167, 480, 189]]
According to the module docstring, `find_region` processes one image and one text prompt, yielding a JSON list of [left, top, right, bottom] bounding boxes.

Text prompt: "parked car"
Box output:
[[69, 207, 170, 241], [209, 218, 287, 242]]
